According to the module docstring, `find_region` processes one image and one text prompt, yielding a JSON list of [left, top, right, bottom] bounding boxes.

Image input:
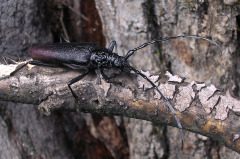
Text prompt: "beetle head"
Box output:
[[113, 56, 129, 68]]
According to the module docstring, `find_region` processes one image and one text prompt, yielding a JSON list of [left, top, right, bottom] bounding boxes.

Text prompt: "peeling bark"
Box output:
[[2, 0, 240, 158], [1, 64, 240, 153], [0, 0, 117, 158], [94, 0, 240, 157]]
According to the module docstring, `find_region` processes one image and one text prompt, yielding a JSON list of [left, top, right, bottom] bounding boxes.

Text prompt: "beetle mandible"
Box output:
[[12, 35, 221, 145]]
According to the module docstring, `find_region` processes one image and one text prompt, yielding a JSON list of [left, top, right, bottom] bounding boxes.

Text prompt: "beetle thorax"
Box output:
[[90, 50, 128, 69]]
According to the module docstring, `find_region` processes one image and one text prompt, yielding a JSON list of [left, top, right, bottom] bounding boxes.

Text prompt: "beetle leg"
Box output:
[[60, 34, 69, 43], [100, 69, 111, 83], [96, 68, 101, 85], [10, 62, 29, 76], [28, 61, 61, 67], [108, 41, 118, 54], [108, 69, 122, 79], [67, 71, 90, 99], [100, 69, 122, 86], [10, 61, 59, 76]]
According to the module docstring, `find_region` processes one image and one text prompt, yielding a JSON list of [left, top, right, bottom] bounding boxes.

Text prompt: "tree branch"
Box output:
[[1, 63, 240, 153]]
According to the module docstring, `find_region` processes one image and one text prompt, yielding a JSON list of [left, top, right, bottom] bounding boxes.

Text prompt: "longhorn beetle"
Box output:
[[12, 35, 221, 146]]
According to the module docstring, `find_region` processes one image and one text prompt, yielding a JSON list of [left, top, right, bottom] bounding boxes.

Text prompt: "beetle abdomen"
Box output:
[[30, 43, 99, 65]]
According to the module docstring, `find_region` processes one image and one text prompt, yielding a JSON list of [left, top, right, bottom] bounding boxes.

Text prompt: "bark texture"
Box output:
[[94, 0, 240, 158], [2, 63, 240, 154], [0, 1, 75, 159], [1, 0, 240, 159], [0, 0, 122, 159]]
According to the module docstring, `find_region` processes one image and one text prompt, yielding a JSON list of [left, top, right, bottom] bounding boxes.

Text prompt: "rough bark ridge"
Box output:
[[1, 0, 240, 158], [95, 0, 240, 158], [0, 0, 123, 159], [2, 62, 240, 155], [0, 0, 78, 159]]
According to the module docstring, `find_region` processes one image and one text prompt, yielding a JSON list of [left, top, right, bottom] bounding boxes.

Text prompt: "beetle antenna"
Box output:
[[127, 65, 184, 146], [2, 56, 8, 65], [124, 35, 222, 59], [4, 56, 18, 64]]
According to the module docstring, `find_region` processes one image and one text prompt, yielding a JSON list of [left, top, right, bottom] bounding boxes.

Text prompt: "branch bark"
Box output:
[[1, 63, 240, 153]]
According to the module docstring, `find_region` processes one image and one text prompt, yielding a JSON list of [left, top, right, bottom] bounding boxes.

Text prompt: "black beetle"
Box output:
[[12, 34, 221, 145]]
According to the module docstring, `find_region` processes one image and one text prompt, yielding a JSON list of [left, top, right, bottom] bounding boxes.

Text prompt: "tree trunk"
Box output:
[[1, 0, 240, 159], [0, 0, 120, 159], [94, 0, 240, 158]]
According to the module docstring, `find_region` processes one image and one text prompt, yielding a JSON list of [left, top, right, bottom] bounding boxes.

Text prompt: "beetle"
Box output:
[[12, 34, 221, 145]]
